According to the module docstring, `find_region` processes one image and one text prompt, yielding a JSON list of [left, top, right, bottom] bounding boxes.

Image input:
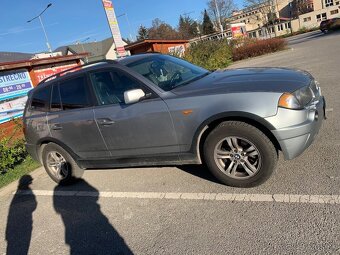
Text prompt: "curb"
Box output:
[[0, 166, 45, 197]]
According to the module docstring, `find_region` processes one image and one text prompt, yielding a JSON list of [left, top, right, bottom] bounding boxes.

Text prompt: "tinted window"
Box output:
[[59, 76, 91, 110], [31, 85, 51, 111], [50, 84, 62, 112], [90, 71, 143, 106]]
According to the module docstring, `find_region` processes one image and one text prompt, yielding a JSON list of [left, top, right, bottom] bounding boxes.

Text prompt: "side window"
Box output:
[[50, 84, 62, 112], [59, 76, 91, 110], [30, 85, 51, 112], [111, 71, 142, 100], [90, 71, 119, 106], [90, 70, 143, 106]]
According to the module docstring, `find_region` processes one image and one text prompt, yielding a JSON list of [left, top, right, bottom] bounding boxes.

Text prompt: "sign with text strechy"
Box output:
[[0, 69, 33, 124], [0, 69, 33, 101]]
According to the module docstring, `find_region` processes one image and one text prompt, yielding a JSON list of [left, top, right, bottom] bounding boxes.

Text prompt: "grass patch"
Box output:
[[0, 156, 41, 189]]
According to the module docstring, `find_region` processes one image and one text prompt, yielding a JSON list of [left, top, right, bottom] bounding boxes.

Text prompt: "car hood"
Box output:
[[172, 67, 313, 96]]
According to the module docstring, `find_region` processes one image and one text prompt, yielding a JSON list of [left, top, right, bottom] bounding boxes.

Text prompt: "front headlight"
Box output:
[[278, 86, 314, 109]]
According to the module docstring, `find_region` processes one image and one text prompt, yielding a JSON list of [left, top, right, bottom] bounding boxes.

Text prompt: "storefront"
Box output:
[[125, 39, 189, 56], [0, 54, 85, 137]]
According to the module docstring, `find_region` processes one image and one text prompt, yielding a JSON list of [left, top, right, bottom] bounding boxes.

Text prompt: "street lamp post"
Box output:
[[27, 3, 53, 53], [117, 13, 134, 42]]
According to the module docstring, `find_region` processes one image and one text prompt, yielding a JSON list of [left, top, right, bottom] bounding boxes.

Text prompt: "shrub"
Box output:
[[0, 120, 28, 175], [184, 39, 232, 70], [232, 38, 287, 61]]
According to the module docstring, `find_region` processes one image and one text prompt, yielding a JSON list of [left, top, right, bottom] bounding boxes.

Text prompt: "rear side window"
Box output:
[[59, 76, 91, 110], [30, 85, 51, 112], [51, 84, 62, 112]]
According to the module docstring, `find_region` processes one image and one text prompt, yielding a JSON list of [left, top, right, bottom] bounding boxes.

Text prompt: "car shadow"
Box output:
[[177, 164, 223, 185], [53, 179, 133, 255]]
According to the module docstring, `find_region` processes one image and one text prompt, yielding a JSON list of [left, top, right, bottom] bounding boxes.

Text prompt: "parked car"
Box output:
[[23, 54, 326, 187], [320, 17, 340, 33]]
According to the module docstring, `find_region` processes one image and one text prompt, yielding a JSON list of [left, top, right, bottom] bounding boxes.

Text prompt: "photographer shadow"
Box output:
[[5, 175, 37, 255], [53, 179, 133, 255]]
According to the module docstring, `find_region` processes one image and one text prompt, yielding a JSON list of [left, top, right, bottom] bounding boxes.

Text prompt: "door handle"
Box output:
[[51, 124, 62, 130], [97, 118, 115, 126]]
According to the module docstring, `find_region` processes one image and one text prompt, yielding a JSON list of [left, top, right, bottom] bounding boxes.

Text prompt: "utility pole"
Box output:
[[76, 37, 90, 63]]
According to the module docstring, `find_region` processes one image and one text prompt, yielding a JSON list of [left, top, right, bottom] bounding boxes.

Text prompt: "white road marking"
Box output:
[[326, 108, 333, 112], [12, 190, 340, 205]]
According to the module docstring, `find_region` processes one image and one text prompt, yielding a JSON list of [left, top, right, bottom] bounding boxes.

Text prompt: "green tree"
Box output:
[[137, 25, 149, 40], [202, 9, 215, 35], [184, 39, 232, 70], [178, 15, 199, 39]]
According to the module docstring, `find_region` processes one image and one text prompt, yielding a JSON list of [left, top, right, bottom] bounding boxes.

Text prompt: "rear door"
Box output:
[[90, 68, 179, 159], [24, 85, 51, 146], [47, 75, 109, 159]]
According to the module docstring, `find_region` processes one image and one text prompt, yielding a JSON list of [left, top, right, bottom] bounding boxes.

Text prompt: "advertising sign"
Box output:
[[231, 23, 247, 38], [0, 69, 33, 124], [33, 62, 80, 83], [102, 0, 126, 58], [0, 69, 33, 101]]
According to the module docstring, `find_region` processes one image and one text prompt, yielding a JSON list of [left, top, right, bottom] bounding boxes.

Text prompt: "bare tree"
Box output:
[[207, 0, 237, 30], [148, 19, 180, 39], [292, 0, 314, 17]]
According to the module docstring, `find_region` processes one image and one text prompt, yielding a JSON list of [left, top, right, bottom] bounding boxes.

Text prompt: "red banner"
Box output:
[[33, 63, 80, 83]]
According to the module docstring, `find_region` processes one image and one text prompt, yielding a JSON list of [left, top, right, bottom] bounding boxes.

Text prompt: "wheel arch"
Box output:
[[192, 112, 281, 163], [36, 138, 80, 164]]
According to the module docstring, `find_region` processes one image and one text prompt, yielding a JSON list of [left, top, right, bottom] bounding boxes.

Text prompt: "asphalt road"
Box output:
[[1, 31, 339, 255]]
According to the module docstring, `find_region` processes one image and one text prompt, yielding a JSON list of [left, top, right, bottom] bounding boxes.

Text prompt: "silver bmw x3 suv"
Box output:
[[23, 54, 325, 187]]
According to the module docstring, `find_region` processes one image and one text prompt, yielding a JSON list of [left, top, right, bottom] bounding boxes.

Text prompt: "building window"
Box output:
[[330, 9, 339, 15], [303, 17, 312, 22], [248, 31, 257, 38], [325, 0, 334, 6], [277, 24, 284, 31], [316, 13, 327, 21]]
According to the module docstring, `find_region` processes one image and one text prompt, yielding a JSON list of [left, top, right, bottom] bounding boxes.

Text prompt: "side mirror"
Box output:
[[124, 89, 145, 104]]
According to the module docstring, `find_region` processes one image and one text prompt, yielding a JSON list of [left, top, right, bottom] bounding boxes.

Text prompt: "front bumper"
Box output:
[[266, 96, 326, 160]]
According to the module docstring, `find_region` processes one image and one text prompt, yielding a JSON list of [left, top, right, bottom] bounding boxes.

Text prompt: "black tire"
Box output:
[[41, 143, 84, 185], [203, 121, 277, 188]]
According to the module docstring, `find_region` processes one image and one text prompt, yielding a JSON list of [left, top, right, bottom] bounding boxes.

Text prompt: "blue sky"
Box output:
[[0, 0, 242, 54]]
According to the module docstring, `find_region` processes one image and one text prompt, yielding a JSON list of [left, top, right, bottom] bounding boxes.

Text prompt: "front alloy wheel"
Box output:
[[214, 136, 262, 179], [204, 121, 277, 187]]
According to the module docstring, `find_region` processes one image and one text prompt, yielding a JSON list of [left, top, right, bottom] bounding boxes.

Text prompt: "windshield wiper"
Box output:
[[172, 72, 211, 89]]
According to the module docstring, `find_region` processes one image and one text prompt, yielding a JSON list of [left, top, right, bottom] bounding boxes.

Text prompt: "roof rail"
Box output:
[[39, 59, 118, 84]]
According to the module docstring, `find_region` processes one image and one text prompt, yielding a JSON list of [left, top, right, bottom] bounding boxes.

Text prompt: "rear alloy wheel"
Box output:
[[204, 121, 277, 187], [46, 151, 69, 181], [42, 143, 84, 185]]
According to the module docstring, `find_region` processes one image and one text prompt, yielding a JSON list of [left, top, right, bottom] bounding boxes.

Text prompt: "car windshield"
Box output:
[[125, 55, 210, 91]]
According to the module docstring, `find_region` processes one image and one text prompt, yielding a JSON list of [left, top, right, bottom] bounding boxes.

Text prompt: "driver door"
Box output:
[[90, 68, 180, 160]]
